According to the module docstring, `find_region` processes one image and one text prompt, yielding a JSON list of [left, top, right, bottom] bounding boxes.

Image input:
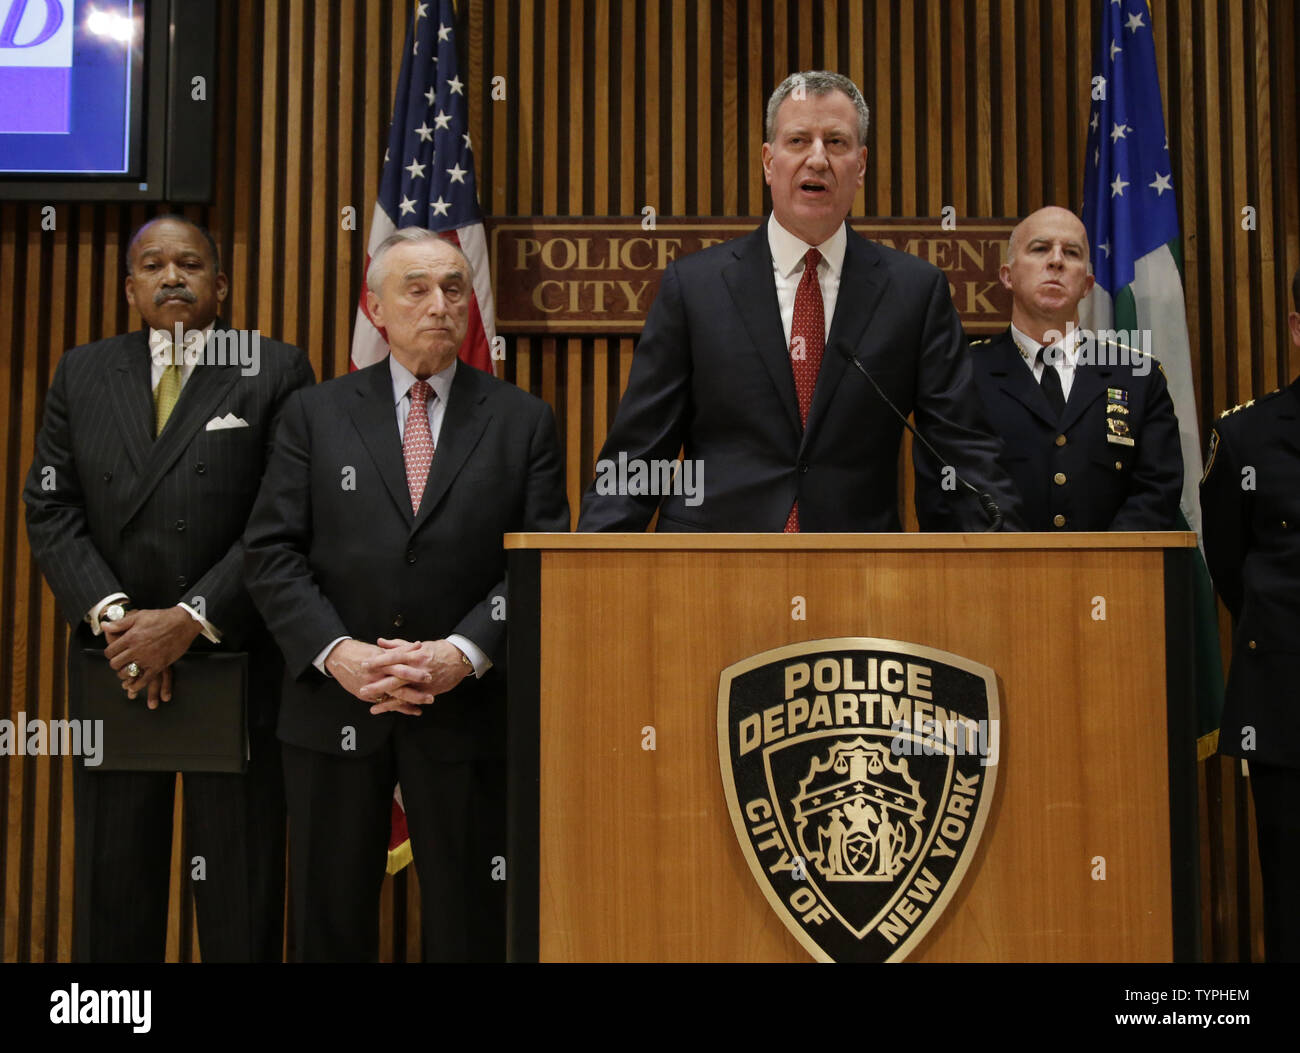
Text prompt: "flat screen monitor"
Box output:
[[0, 0, 210, 201]]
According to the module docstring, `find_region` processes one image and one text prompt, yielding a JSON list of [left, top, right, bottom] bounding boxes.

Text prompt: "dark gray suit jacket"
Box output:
[[577, 221, 1022, 532], [242, 359, 570, 760]]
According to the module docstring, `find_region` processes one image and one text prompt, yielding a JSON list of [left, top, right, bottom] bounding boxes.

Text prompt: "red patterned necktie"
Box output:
[[404, 379, 435, 513], [785, 247, 825, 533]]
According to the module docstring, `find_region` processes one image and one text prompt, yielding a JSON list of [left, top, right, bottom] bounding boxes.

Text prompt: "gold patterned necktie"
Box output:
[[155, 363, 182, 436]]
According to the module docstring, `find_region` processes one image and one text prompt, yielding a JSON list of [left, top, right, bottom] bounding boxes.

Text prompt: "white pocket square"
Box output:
[[205, 413, 249, 431]]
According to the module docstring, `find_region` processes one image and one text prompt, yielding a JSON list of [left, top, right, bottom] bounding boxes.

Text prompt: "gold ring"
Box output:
[[126, 662, 141, 678]]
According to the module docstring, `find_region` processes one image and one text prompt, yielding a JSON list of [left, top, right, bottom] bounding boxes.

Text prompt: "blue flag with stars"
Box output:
[[1081, 0, 1223, 750], [1082, 0, 1179, 294]]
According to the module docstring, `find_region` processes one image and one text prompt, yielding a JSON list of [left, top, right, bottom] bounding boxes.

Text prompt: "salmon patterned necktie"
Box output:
[[404, 380, 435, 512]]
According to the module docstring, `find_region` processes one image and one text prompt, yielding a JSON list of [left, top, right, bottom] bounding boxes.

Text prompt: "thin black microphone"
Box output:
[[836, 343, 1004, 532]]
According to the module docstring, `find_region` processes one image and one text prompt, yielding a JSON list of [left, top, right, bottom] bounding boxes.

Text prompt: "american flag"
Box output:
[[351, 0, 495, 374]]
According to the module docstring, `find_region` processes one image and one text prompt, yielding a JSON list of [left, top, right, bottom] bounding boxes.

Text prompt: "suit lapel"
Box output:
[[410, 364, 491, 535], [986, 329, 1060, 429], [106, 331, 154, 474], [123, 334, 244, 523], [348, 360, 413, 523], [722, 226, 801, 438], [802, 229, 890, 453]]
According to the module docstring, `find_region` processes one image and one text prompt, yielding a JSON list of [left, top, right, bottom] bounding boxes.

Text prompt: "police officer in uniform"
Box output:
[[1200, 268, 1300, 962], [964, 206, 1183, 530]]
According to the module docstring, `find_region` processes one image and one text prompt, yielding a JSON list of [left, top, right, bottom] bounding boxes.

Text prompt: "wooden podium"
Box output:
[[504, 533, 1200, 962]]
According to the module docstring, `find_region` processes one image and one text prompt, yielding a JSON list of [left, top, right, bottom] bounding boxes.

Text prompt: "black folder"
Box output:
[[76, 649, 248, 773]]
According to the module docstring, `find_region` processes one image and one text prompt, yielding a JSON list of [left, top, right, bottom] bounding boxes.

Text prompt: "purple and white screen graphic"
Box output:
[[1, 0, 138, 176], [0, 0, 74, 134]]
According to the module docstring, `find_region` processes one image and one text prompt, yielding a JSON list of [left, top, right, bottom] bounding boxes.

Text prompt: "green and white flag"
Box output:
[[1080, 0, 1223, 752]]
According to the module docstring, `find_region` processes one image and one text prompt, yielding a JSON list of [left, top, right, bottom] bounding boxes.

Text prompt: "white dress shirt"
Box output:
[[767, 213, 847, 348], [1010, 321, 1083, 402]]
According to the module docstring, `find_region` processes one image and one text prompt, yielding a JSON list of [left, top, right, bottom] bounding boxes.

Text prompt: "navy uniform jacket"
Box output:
[[1200, 379, 1300, 767], [956, 327, 1183, 531]]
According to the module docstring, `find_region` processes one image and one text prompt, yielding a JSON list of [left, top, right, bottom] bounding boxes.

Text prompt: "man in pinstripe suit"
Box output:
[[23, 216, 314, 962]]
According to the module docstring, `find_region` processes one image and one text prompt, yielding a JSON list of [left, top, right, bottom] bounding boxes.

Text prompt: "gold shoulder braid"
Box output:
[[1201, 428, 1220, 483]]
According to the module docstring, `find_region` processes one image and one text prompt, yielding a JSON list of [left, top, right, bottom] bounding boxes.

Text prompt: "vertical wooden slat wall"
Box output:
[[0, 0, 1295, 963]]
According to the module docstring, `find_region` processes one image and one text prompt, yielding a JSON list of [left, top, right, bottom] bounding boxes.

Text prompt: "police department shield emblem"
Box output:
[[717, 638, 1000, 962]]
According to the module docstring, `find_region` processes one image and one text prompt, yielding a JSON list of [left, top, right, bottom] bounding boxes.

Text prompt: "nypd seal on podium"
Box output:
[[718, 638, 1001, 962]]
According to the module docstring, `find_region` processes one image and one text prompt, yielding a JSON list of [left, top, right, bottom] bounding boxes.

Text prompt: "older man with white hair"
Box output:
[[244, 227, 569, 961]]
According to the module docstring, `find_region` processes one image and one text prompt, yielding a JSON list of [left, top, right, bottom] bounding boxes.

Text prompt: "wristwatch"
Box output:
[[103, 601, 132, 625], [459, 650, 473, 672]]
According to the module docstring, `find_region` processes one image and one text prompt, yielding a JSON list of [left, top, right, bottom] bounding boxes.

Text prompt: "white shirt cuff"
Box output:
[[87, 593, 128, 635], [314, 636, 351, 676], [447, 634, 491, 678], [177, 602, 221, 643]]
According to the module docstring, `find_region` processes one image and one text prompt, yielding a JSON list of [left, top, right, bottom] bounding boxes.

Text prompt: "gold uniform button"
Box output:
[[1248, 640, 1257, 650], [1053, 473, 1067, 485], [1055, 434, 1067, 447], [1283, 520, 1289, 529], [1053, 514, 1066, 527], [1114, 461, 1123, 470]]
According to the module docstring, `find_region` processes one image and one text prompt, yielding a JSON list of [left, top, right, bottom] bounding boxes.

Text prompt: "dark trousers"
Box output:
[[282, 728, 506, 963], [1249, 761, 1300, 963], [72, 724, 286, 962]]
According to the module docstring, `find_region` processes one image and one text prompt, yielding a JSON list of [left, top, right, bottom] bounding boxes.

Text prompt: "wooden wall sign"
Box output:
[[487, 217, 1016, 336]]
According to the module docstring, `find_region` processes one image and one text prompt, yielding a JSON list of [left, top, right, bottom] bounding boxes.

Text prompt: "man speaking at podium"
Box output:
[[578, 70, 1020, 533]]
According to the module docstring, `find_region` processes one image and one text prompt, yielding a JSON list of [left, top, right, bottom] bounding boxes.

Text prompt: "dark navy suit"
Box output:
[[577, 221, 1022, 532]]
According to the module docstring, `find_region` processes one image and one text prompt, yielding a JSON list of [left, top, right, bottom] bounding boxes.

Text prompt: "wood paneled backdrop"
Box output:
[[1, 0, 1296, 962]]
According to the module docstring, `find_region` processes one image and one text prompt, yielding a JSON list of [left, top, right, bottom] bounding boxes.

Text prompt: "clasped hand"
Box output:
[[325, 637, 473, 717], [104, 607, 203, 710]]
